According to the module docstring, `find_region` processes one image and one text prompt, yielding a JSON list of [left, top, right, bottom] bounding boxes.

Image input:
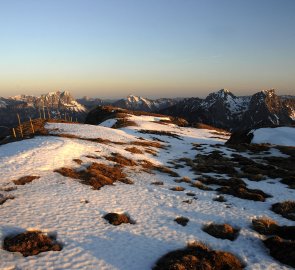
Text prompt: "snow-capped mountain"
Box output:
[[0, 91, 87, 129], [160, 89, 295, 130], [10, 91, 86, 113], [77, 96, 105, 109], [113, 95, 179, 112]]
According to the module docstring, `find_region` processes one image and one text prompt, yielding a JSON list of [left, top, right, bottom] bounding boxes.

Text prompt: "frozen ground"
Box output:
[[0, 115, 294, 270]]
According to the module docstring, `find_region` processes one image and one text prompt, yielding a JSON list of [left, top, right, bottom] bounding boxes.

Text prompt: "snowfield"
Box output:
[[251, 127, 295, 147], [0, 115, 294, 270]]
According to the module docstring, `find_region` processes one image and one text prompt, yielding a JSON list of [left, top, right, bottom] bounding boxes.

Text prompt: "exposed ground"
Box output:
[[0, 114, 294, 270]]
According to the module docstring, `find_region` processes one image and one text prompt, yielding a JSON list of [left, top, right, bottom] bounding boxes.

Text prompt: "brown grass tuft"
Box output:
[[73, 159, 83, 165], [203, 223, 240, 241], [151, 181, 164, 186], [104, 153, 137, 166], [112, 118, 138, 129], [13, 176, 40, 185], [271, 201, 295, 221], [103, 213, 135, 226], [263, 236, 295, 268], [125, 147, 143, 154], [3, 231, 62, 257], [252, 217, 278, 235], [170, 186, 185, 191], [153, 241, 244, 270], [0, 194, 15, 205], [174, 217, 189, 226], [54, 162, 128, 190]]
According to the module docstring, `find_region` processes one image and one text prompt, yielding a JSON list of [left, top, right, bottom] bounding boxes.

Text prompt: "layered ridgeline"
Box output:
[[112, 95, 179, 112], [159, 89, 295, 131], [0, 91, 87, 129]]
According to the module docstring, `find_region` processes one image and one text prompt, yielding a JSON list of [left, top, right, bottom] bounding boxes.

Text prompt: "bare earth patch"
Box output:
[[203, 223, 240, 241], [153, 241, 244, 270], [13, 176, 40, 185], [3, 231, 62, 257]]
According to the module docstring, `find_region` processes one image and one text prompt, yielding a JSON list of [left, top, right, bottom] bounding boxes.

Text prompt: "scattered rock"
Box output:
[[3, 231, 62, 257]]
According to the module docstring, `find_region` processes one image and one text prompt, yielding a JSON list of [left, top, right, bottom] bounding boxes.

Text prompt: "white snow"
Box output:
[[0, 116, 293, 270], [99, 119, 118, 128], [252, 127, 295, 146]]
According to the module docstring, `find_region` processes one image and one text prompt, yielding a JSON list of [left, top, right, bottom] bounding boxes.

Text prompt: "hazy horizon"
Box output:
[[0, 0, 294, 98]]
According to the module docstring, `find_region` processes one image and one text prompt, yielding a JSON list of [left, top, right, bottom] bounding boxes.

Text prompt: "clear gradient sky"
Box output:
[[0, 0, 294, 98]]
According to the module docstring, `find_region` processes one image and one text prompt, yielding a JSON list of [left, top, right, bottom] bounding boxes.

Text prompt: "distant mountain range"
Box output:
[[1, 89, 294, 135], [159, 89, 295, 130], [0, 91, 87, 132]]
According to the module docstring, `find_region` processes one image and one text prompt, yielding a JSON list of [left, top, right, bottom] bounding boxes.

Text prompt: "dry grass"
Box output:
[[0, 194, 15, 205], [104, 153, 137, 166], [125, 147, 143, 154], [153, 241, 244, 270], [132, 140, 164, 149], [54, 162, 128, 190], [186, 192, 196, 197], [213, 195, 227, 202], [118, 178, 134, 185], [103, 213, 135, 226], [138, 130, 182, 140], [139, 160, 179, 177], [174, 217, 189, 226], [3, 231, 62, 257], [203, 223, 240, 241], [252, 217, 278, 235], [271, 201, 295, 221], [112, 118, 138, 129], [13, 176, 40, 185], [73, 159, 83, 165], [263, 236, 295, 268], [151, 181, 164, 186], [191, 181, 213, 191], [170, 186, 185, 191]]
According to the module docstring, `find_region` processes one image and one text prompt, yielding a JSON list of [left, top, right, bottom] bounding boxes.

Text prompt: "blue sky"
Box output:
[[0, 0, 294, 98]]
